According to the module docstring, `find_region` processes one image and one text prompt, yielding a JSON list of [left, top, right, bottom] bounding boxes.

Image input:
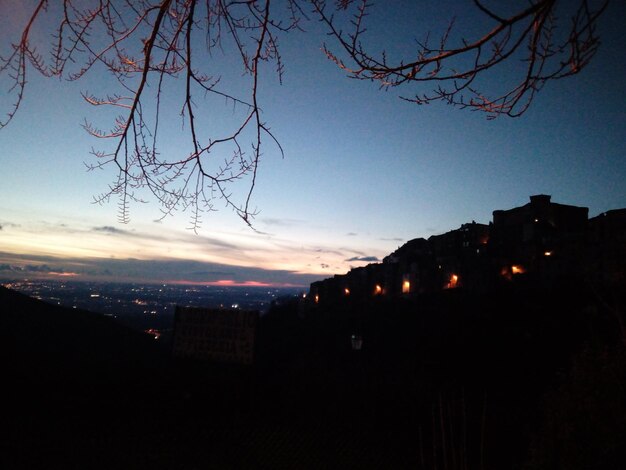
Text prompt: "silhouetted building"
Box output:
[[428, 221, 491, 291], [588, 208, 626, 286], [307, 195, 624, 308], [382, 237, 434, 296], [172, 306, 258, 365], [491, 194, 588, 284]]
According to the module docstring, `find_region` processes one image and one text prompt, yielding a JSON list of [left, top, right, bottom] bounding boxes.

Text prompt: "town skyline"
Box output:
[[2, 193, 623, 288]]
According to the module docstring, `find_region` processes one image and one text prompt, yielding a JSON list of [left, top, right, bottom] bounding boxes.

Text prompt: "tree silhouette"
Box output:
[[0, 0, 608, 228], [315, 0, 608, 118]]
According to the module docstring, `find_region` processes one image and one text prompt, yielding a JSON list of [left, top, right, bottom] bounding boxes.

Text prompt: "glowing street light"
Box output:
[[511, 265, 525, 275]]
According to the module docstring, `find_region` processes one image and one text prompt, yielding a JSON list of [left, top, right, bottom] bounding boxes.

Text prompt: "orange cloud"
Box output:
[[167, 279, 303, 288]]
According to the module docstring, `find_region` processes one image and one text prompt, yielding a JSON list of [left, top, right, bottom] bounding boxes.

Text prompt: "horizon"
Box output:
[[1, 277, 307, 290], [1, 193, 623, 287]]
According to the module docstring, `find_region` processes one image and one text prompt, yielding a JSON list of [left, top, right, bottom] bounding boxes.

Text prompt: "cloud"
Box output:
[[345, 256, 380, 263], [0, 220, 21, 230], [0, 251, 322, 287], [0, 263, 51, 273], [90, 225, 239, 252], [195, 234, 241, 251], [379, 237, 403, 242], [24, 264, 53, 272], [260, 217, 304, 227], [92, 225, 130, 235], [346, 232, 358, 237], [0, 263, 75, 275], [190, 270, 235, 277], [313, 247, 345, 257]]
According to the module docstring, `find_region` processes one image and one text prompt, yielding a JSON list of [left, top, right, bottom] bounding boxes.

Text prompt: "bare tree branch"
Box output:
[[312, 0, 608, 118], [0, 1, 609, 228], [1, 0, 299, 230]]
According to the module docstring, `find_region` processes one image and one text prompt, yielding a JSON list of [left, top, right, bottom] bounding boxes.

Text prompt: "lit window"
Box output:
[[511, 265, 525, 274], [448, 274, 459, 288], [544, 251, 552, 256], [374, 284, 383, 295], [314, 294, 319, 304], [402, 280, 411, 294], [344, 288, 350, 296]]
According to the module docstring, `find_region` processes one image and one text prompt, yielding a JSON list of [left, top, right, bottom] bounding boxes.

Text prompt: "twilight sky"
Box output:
[[1, 1, 625, 287]]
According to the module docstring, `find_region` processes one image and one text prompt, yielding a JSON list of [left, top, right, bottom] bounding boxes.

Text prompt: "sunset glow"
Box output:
[[169, 279, 275, 288]]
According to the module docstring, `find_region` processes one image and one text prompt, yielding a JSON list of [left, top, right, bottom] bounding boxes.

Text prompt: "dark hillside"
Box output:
[[2, 284, 625, 469], [1, 286, 177, 469], [2, 285, 169, 388], [255, 283, 626, 469]]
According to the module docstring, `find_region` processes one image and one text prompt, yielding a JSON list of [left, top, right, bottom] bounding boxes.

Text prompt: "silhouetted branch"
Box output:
[[312, 0, 608, 118], [1, 0, 295, 230], [1, 1, 609, 227]]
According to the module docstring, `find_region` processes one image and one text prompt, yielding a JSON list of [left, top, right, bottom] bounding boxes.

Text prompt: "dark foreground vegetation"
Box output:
[[2, 283, 625, 469]]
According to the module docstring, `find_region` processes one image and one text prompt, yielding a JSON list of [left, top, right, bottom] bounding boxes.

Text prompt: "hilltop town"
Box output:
[[308, 194, 625, 306]]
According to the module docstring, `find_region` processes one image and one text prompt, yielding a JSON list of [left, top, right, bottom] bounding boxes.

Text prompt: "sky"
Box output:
[[1, 1, 625, 287]]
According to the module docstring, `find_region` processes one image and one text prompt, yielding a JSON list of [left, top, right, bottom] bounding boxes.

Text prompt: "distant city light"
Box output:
[[145, 328, 161, 340], [5, 280, 300, 336], [511, 265, 525, 274]]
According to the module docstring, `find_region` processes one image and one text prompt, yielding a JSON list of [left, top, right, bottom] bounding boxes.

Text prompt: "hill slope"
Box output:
[[3, 284, 625, 469], [2, 285, 168, 388]]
